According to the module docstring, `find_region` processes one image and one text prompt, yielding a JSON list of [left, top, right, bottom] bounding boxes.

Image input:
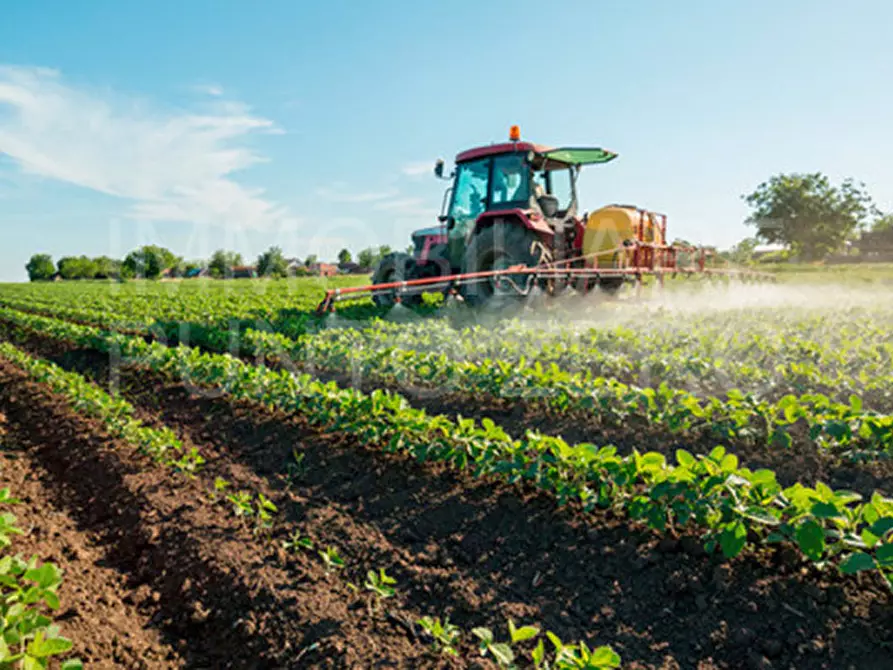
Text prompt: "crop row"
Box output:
[[0, 340, 621, 669], [3, 299, 891, 456], [6, 287, 893, 407], [2, 307, 893, 589], [0, 341, 204, 476], [0, 276, 373, 326], [4, 290, 893, 414]]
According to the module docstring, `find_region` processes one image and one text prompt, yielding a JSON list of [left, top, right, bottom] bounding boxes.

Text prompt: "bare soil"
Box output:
[[0, 413, 183, 669], [0, 327, 892, 668]]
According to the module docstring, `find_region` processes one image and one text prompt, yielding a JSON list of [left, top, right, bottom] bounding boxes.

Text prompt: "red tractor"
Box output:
[[316, 127, 771, 313]]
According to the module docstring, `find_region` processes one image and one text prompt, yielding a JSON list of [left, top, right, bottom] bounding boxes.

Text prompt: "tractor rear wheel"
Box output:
[[460, 223, 550, 307], [371, 252, 420, 307], [598, 277, 625, 295]]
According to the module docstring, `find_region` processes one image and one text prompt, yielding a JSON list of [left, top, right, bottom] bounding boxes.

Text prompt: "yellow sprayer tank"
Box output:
[[582, 205, 665, 268]]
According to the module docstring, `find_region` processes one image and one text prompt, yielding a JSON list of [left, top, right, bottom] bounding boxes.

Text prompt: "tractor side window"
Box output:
[[548, 169, 573, 210], [449, 159, 490, 221], [491, 154, 529, 207], [533, 171, 547, 198]]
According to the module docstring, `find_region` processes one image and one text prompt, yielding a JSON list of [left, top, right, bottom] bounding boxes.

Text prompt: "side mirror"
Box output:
[[434, 158, 445, 179]]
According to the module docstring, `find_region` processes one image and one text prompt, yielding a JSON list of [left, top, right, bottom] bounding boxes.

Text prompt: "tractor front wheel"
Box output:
[[460, 223, 550, 307], [371, 252, 420, 308]]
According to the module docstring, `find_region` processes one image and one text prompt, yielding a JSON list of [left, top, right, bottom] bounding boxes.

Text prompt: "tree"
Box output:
[[257, 245, 288, 278], [122, 245, 179, 279], [742, 172, 875, 261], [337, 248, 352, 265], [727, 237, 759, 265], [357, 248, 375, 270], [57, 255, 98, 280], [208, 249, 244, 278], [25, 254, 55, 281], [92, 256, 121, 279], [304, 254, 318, 268]]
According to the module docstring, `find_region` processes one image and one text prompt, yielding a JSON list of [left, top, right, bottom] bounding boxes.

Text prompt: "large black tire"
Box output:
[[460, 222, 551, 307], [371, 252, 420, 307], [598, 277, 625, 295]]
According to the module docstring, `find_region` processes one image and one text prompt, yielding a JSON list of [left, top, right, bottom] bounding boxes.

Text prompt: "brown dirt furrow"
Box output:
[[0, 360, 448, 669], [0, 414, 183, 670], [2, 326, 893, 668]]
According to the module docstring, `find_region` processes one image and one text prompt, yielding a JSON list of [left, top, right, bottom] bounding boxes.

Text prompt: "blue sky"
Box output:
[[1, 0, 892, 281]]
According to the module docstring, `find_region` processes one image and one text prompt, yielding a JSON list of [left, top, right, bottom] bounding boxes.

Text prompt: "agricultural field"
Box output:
[[0, 274, 892, 668]]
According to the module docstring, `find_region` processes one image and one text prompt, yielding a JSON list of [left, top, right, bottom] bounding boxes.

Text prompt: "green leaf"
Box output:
[[720, 453, 739, 472], [43, 591, 60, 610], [490, 643, 515, 665], [720, 520, 747, 558], [811, 502, 842, 519], [870, 517, 893, 539], [839, 552, 876, 574], [675, 449, 695, 468], [61, 660, 84, 670], [29, 635, 72, 658], [795, 519, 826, 562], [509, 623, 540, 643], [876, 543, 893, 566], [531, 639, 545, 666], [591, 645, 622, 668]]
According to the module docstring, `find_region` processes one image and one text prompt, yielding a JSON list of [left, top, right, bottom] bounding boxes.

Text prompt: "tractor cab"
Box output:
[[431, 127, 618, 271]]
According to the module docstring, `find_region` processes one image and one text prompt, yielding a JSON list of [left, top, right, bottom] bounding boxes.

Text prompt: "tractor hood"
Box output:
[[539, 147, 618, 166]]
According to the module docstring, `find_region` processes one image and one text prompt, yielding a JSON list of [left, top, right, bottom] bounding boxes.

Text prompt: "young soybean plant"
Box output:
[[364, 568, 397, 612], [319, 546, 346, 575], [417, 616, 461, 657]]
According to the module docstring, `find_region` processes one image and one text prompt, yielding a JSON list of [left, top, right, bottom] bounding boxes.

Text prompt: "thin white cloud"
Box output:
[[401, 160, 434, 177], [0, 65, 297, 230], [316, 186, 400, 203], [372, 197, 436, 218], [193, 83, 224, 97]]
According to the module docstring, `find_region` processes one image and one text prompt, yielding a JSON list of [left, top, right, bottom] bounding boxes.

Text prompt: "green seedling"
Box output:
[[364, 568, 397, 600], [417, 616, 460, 657], [285, 448, 306, 485], [226, 490, 253, 518], [209, 477, 230, 502], [472, 627, 515, 668], [319, 546, 345, 574], [171, 446, 205, 478], [282, 531, 314, 553], [253, 493, 277, 534]]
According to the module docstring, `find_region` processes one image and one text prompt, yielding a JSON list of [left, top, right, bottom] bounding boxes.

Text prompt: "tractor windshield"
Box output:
[[490, 153, 529, 207]]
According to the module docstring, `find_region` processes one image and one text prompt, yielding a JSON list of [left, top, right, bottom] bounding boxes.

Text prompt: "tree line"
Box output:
[[25, 243, 404, 282]]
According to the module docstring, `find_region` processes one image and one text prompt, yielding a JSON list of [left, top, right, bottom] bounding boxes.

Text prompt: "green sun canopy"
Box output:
[[540, 147, 618, 165]]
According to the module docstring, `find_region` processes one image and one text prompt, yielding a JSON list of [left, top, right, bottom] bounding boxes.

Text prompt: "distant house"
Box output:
[[309, 262, 338, 277], [857, 229, 893, 258], [185, 267, 209, 279], [231, 265, 258, 279], [338, 262, 362, 274]]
